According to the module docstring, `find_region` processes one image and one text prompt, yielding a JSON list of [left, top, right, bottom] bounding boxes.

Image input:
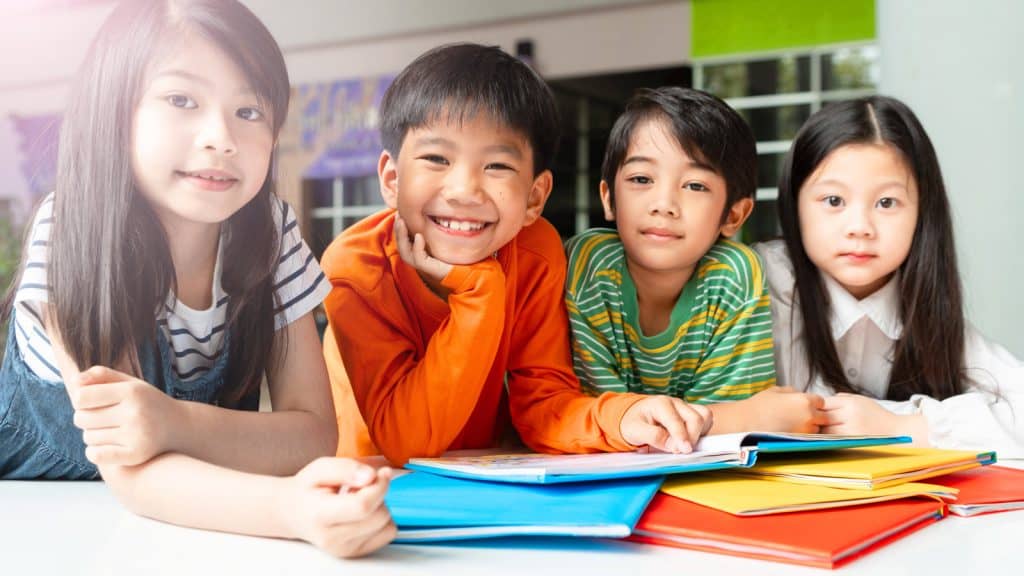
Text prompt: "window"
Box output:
[[694, 43, 879, 242]]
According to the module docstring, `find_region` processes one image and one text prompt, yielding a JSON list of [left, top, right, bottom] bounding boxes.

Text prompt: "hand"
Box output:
[[820, 393, 924, 438], [620, 395, 713, 453], [71, 366, 180, 466], [727, 386, 828, 433], [280, 457, 396, 558], [394, 214, 452, 290]]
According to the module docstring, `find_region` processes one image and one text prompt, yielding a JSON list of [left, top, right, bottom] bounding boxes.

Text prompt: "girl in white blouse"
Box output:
[[755, 95, 1024, 457]]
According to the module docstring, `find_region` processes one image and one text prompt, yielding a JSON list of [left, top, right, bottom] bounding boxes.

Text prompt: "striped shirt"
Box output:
[[565, 228, 776, 403], [13, 193, 330, 382]]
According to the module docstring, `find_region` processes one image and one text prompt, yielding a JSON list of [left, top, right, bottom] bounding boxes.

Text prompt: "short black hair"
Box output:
[[380, 43, 560, 176], [601, 87, 757, 217]]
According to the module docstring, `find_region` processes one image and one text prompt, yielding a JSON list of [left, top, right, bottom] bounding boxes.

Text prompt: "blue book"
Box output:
[[386, 471, 663, 543], [404, 432, 912, 484]]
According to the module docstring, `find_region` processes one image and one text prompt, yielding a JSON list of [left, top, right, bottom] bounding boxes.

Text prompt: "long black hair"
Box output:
[[777, 95, 965, 400], [3, 0, 291, 406]]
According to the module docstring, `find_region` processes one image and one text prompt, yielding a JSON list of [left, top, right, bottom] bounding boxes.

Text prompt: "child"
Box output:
[[566, 87, 827, 434], [755, 95, 1024, 455], [322, 43, 712, 466], [0, 0, 394, 558]]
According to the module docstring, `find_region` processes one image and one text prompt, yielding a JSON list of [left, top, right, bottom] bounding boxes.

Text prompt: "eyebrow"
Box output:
[[151, 69, 256, 96], [622, 155, 716, 172], [413, 137, 524, 159]]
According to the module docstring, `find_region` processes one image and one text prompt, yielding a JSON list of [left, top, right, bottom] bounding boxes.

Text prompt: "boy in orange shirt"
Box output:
[[322, 43, 712, 466]]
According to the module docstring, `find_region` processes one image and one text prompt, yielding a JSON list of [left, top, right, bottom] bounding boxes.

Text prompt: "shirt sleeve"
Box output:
[[564, 234, 628, 395], [325, 259, 510, 466], [879, 324, 1024, 457], [507, 236, 643, 454], [271, 199, 330, 329], [687, 245, 777, 403]]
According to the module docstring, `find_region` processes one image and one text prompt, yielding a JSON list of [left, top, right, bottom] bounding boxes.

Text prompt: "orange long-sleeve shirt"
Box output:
[[322, 209, 645, 466]]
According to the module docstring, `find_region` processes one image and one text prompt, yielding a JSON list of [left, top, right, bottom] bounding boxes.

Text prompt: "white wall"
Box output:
[[878, 0, 1024, 357]]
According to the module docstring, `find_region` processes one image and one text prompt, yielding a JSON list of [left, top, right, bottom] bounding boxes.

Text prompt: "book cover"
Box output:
[[660, 472, 956, 515], [631, 492, 945, 568], [385, 470, 663, 543], [736, 446, 996, 489], [929, 465, 1024, 516]]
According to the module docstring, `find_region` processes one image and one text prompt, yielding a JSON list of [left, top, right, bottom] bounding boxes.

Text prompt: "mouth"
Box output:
[[429, 216, 492, 236], [177, 169, 239, 190], [840, 252, 877, 262], [640, 227, 682, 241]]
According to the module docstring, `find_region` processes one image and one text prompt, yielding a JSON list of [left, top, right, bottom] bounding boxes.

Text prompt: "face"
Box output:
[[132, 34, 274, 235], [600, 118, 750, 280], [379, 114, 552, 265], [798, 143, 919, 299]]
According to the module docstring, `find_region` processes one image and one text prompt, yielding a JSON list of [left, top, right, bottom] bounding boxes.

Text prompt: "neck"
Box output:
[[627, 259, 694, 337], [163, 218, 222, 310]]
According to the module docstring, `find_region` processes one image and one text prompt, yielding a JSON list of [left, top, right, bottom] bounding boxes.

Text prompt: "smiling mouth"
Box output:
[[430, 216, 491, 233], [177, 170, 238, 182]]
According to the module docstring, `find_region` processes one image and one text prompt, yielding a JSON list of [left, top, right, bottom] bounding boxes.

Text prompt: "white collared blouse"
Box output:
[[755, 239, 1024, 457]]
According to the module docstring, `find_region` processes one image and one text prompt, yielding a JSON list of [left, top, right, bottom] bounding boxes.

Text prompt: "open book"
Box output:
[[403, 432, 910, 484]]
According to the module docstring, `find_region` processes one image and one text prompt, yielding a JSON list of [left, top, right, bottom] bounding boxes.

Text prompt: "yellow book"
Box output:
[[660, 472, 957, 515], [734, 446, 995, 489]]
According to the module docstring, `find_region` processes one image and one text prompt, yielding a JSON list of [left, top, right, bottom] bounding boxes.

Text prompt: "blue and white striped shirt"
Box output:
[[13, 193, 330, 382]]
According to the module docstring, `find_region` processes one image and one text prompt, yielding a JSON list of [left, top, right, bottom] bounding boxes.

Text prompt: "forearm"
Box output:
[[706, 399, 756, 434], [171, 402, 336, 475], [100, 453, 294, 539]]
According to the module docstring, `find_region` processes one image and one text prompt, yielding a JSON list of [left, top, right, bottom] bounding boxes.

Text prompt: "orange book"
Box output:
[[930, 465, 1024, 517], [630, 493, 945, 569]]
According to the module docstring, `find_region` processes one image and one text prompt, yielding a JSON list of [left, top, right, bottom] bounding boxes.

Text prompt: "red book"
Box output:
[[930, 465, 1024, 516], [630, 492, 944, 569]]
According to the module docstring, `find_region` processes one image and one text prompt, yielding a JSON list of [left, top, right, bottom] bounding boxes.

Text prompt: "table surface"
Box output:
[[5, 462, 1023, 576]]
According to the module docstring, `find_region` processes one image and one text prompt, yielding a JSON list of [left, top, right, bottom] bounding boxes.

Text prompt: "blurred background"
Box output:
[[0, 0, 1021, 357]]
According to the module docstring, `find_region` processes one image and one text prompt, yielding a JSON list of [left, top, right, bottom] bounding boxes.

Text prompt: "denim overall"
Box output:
[[0, 311, 253, 479]]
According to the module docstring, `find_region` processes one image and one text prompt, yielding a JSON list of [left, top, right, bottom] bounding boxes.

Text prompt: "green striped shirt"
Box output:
[[565, 229, 776, 403]]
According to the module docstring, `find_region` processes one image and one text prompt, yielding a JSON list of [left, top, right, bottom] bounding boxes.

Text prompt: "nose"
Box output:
[[196, 110, 237, 156], [844, 205, 876, 239], [441, 164, 484, 205], [648, 184, 680, 218]]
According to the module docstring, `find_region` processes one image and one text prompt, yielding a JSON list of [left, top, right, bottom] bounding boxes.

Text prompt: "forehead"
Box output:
[[143, 32, 252, 93], [807, 143, 916, 189], [405, 112, 533, 152]]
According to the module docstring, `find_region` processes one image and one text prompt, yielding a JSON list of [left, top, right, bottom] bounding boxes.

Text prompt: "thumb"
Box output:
[[299, 457, 377, 490]]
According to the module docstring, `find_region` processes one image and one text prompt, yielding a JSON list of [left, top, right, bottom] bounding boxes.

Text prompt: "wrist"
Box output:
[[706, 399, 750, 434], [163, 397, 192, 454], [900, 413, 931, 446], [271, 475, 302, 540]]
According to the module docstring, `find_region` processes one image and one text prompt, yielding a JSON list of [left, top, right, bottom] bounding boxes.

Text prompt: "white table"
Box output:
[[4, 464, 1022, 575]]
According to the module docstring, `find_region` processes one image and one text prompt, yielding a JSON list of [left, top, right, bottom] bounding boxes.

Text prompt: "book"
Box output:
[[733, 446, 996, 489], [928, 465, 1024, 517], [403, 432, 910, 484], [660, 472, 956, 516], [384, 470, 662, 543], [631, 492, 946, 569]]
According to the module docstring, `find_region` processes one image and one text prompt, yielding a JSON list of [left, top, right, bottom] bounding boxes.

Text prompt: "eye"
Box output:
[[485, 162, 515, 172], [877, 197, 898, 209], [236, 107, 264, 121], [824, 195, 844, 207], [418, 154, 449, 166], [683, 182, 710, 192], [167, 94, 197, 109], [626, 175, 653, 185]]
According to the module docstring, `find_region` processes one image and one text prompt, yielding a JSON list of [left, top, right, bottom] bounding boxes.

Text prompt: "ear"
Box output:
[[720, 197, 754, 238], [378, 150, 399, 210], [599, 180, 615, 221], [523, 170, 554, 226]]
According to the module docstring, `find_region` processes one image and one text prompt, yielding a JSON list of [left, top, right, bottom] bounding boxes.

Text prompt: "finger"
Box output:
[[692, 404, 714, 435], [649, 400, 692, 453], [821, 395, 845, 410], [75, 382, 129, 410], [324, 507, 396, 558], [349, 517, 398, 558], [85, 444, 132, 466], [412, 232, 430, 266], [78, 366, 129, 386], [318, 476, 391, 525], [394, 217, 414, 262], [805, 393, 825, 410], [73, 406, 121, 430], [300, 457, 377, 490], [812, 409, 832, 427], [81, 426, 120, 447], [672, 400, 707, 449]]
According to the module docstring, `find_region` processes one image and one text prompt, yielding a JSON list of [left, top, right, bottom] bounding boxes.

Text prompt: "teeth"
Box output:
[[186, 172, 232, 182], [437, 218, 486, 231]]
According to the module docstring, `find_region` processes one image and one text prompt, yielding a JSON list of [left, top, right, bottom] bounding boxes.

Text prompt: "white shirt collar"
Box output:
[[824, 272, 903, 341]]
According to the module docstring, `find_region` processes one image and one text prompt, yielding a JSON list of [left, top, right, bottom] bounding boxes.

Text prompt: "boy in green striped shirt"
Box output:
[[566, 87, 827, 434]]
